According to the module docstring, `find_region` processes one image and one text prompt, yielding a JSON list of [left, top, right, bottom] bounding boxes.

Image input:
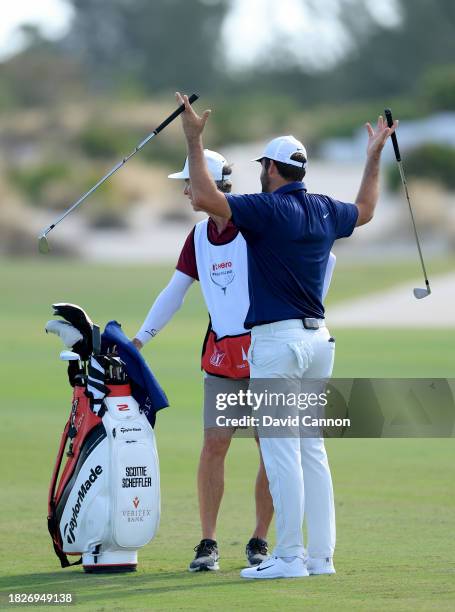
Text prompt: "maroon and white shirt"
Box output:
[[176, 218, 239, 279]]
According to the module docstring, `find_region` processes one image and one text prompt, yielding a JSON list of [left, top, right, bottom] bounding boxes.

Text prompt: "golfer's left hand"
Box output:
[[176, 92, 211, 141], [365, 115, 398, 159]]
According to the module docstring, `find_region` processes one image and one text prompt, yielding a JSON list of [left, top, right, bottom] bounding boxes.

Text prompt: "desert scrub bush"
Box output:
[[387, 143, 455, 191]]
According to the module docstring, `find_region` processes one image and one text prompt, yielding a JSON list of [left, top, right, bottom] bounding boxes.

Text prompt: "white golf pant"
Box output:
[[249, 319, 336, 560]]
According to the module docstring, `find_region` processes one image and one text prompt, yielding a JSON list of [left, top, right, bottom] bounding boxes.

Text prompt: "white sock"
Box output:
[[282, 556, 298, 563]]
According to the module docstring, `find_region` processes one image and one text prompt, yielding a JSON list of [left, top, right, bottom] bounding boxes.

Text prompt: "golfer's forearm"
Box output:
[[135, 271, 193, 345], [355, 153, 381, 226], [186, 136, 231, 218]]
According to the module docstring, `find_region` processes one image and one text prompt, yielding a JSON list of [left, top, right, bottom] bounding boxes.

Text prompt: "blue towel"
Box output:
[[102, 321, 168, 427]]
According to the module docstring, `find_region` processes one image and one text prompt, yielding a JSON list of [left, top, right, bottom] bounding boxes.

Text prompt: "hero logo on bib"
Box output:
[[210, 260, 235, 294]]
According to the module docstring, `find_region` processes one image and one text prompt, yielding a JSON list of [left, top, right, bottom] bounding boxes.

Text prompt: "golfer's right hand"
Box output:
[[176, 92, 211, 141]]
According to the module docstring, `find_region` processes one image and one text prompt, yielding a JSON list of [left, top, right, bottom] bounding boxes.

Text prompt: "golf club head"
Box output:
[[38, 234, 50, 254], [413, 287, 431, 299], [60, 350, 81, 361]]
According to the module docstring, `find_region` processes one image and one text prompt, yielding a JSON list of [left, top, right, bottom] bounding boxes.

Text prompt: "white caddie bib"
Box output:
[[194, 219, 249, 339], [194, 219, 250, 378]]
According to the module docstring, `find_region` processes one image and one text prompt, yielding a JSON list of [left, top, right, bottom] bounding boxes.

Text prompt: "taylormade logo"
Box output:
[[63, 465, 103, 544]]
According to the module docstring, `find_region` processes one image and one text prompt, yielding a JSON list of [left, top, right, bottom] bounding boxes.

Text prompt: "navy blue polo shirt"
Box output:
[[226, 182, 358, 328]]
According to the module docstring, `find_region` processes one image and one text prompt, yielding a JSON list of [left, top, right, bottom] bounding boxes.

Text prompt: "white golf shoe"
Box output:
[[240, 556, 309, 579], [307, 557, 336, 575]]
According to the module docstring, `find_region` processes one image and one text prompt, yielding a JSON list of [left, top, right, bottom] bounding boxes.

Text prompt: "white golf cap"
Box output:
[[168, 149, 228, 181], [253, 135, 307, 168]]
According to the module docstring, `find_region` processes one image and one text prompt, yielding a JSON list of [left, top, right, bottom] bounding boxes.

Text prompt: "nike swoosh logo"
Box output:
[[323, 213, 329, 218], [257, 564, 274, 571]]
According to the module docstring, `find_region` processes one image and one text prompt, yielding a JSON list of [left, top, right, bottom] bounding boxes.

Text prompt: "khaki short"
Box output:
[[203, 374, 251, 430]]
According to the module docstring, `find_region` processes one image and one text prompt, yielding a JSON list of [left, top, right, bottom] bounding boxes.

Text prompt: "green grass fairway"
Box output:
[[0, 258, 454, 611]]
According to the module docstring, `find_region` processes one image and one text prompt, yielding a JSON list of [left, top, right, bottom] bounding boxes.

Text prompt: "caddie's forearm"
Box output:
[[355, 153, 381, 226], [186, 136, 231, 218], [135, 271, 193, 345]]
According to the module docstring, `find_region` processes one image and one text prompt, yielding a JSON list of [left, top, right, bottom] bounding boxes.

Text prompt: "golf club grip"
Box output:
[[384, 108, 401, 162], [154, 93, 199, 135]]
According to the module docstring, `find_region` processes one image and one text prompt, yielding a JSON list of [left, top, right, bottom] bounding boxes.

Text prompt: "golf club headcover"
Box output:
[[86, 354, 128, 416], [52, 303, 94, 359], [86, 355, 110, 416], [45, 320, 83, 348]]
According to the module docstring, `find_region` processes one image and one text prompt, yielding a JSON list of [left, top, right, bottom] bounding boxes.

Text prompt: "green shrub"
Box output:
[[9, 163, 70, 202], [210, 94, 299, 145], [8, 160, 122, 211], [140, 141, 187, 167], [313, 99, 423, 141], [78, 124, 137, 159], [422, 64, 455, 112], [387, 143, 455, 191], [78, 122, 184, 167]]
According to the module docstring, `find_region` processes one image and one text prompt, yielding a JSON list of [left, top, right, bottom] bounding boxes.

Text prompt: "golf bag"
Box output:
[[46, 304, 168, 573]]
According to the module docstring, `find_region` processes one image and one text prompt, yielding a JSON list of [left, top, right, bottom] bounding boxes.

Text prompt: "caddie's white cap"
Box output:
[[253, 135, 307, 168], [168, 149, 228, 181]]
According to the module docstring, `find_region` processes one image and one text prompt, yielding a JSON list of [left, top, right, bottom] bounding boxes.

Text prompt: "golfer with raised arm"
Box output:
[[175, 91, 397, 580]]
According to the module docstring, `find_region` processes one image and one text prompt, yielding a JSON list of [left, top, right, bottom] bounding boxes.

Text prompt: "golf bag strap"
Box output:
[[47, 420, 82, 568], [47, 517, 82, 568], [48, 420, 69, 511]]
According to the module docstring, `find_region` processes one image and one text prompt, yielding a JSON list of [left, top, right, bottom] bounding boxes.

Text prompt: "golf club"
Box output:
[[385, 108, 431, 299], [38, 93, 199, 254]]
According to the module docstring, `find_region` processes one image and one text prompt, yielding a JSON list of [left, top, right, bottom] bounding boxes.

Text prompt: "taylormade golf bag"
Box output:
[[46, 304, 168, 573]]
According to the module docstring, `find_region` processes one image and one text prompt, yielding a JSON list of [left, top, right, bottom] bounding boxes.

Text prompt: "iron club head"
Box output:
[[413, 287, 431, 299], [60, 350, 81, 361], [38, 233, 50, 254]]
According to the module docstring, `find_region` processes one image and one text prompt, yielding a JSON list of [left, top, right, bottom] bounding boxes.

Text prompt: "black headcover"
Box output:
[[52, 303, 94, 360]]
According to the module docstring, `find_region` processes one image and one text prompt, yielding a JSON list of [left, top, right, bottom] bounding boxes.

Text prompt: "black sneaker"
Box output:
[[189, 539, 220, 572], [245, 537, 269, 566]]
